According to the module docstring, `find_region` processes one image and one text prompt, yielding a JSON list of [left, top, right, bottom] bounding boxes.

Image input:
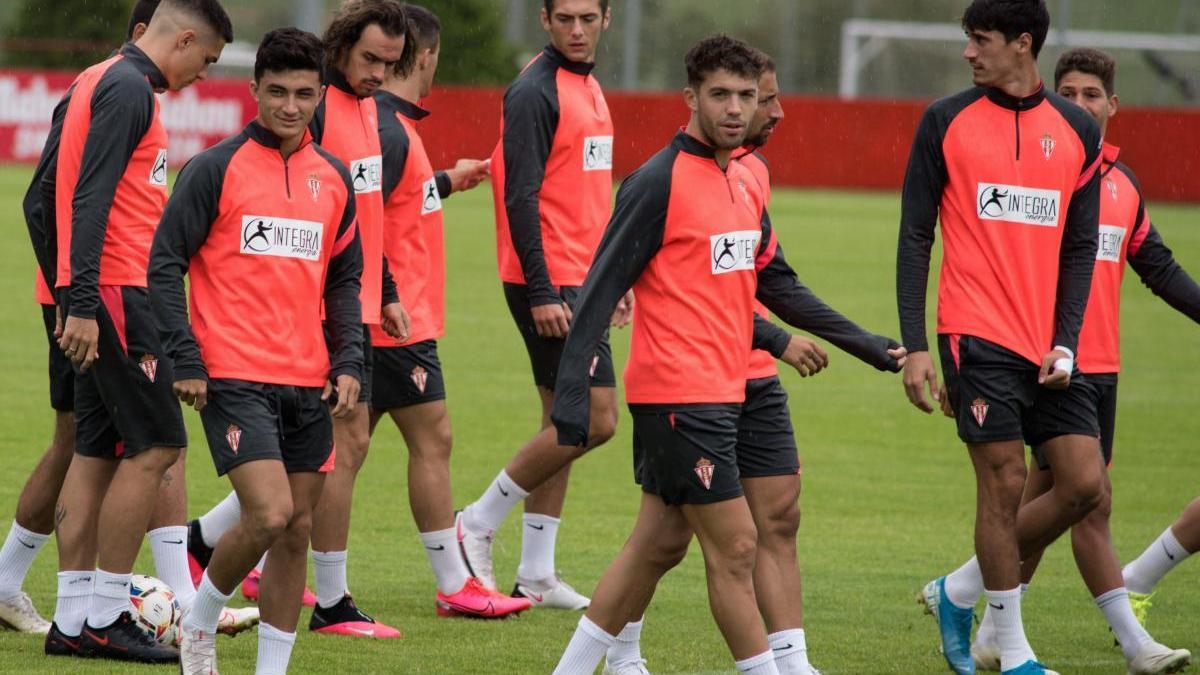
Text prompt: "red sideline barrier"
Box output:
[[1, 70, 1197, 202]]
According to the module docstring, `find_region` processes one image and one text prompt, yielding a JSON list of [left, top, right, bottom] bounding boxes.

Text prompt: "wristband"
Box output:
[[1052, 345, 1074, 374]]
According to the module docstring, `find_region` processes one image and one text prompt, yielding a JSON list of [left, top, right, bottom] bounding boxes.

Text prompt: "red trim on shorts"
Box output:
[[99, 285, 128, 355], [949, 334, 962, 368], [114, 440, 125, 458], [319, 445, 336, 473]]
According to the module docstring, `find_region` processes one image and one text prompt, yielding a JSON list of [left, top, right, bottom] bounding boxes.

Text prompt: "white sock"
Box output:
[[148, 526, 196, 612], [53, 571, 93, 636], [0, 521, 50, 598], [736, 650, 782, 674], [256, 621, 297, 675], [312, 550, 348, 609], [255, 553, 267, 574], [987, 587, 1036, 671], [606, 618, 644, 665], [420, 528, 470, 595], [1124, 527, 1191, 594], [768, 628, 810, 674], [184, 572, 233, 634], [976, 583, 1027, 647], [465, 470, 528, 534], [518, 513, 560, 581], [944, 556, 984, 609], [552, 615, 615, 675], [199, 491, 242, 548], [87, 569, 132, 629], [1096, 587, 1153, 661]]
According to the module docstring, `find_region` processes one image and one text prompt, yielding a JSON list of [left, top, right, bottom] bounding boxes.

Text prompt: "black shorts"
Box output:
[[199, 379, 333, 476], [325, 323, 372, 403], [41, 303, 73, 412], [62, 286, 187, 458], [631, 405, 743, 506], [1029, 374, 1115, 470], [938, 334, 1043, 444], [503, 283, 616, 390], [736, 377, 800, 478], [370, 340, 447, 411]]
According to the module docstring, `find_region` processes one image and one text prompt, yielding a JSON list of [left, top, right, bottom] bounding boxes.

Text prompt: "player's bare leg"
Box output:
[[1124, 496, 1200, 602], [48, 455, 117, 647], [1013, 434, 1104, 556]]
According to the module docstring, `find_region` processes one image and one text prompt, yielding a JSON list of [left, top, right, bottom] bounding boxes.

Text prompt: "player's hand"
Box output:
[[446, 159, 489, 193], [54, 304, 63, 339], [324, 374, 360, 418], [902, 350, 940, 414], [938, 383, 954, 418], [381, 302, 411, 341], [1039, 348, 1072, 390], [173, 378, 208, 411], [611, 290, 635, 328], [59, 315, 100, 371], [780, 335, 828, 377], [532, 302, 571, 338], [883, 339, 908, 372]]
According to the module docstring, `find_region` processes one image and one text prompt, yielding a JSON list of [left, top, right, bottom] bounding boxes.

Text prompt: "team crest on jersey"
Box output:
[[225, 424, 242, 453], [737, 179, 751, 206], [150, 149, 168, 187], [411, 366, 428, 394], [1105, 176, 1119, 201], [307, 174, 322, 203], [1040, 133, 1056, 160], [694, 458, 715, 490], [138, 354, 158, 382], [970, 398, 989, 427]]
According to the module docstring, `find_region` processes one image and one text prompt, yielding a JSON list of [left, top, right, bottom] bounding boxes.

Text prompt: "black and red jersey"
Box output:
[[897, 84, 1103, 364], [490, 45, 614, 305], [148, 121, 364, 387], [25, 92, 70, 305]]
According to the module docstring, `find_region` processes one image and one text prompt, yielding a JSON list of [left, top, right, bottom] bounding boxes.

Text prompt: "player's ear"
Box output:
[[540, 7, 552, 31], [249, 79, 259, 101], [601, 7, 612, 30], [178, 28, 197, 52], [1108, 94, 1119, 119], [1015, 32, 1033, 56], [684, 86, 698, 112]]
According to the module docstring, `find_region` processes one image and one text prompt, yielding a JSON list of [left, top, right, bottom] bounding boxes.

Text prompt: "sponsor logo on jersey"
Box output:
[[307, 173, 322, 203], [710, 230, 761, 275], [970, 397, 989, 427], [226, 424, 242, 453], [1040, 133, 1056, 160], [976, 183, 1061, 226], [582, 135, 613, 171], [350, 155, 383, 194], [150, 149, 168, 187], [411, 365, 428, 393], [694, 458, 715, 490], [1097, 225, 1126, 263], [139, 354, 158, 382], [420, 176, 443, 215], [240, 216, 324, 261]]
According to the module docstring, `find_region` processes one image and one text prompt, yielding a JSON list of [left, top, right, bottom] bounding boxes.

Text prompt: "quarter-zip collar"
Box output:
[[1100, 141, 1121, 178], [245, 120, 313, 154], [376, 90, 430, 121], [121, 43, 169, 91], [985, 82, 1046, 112], [544, 44, 595, 76], [325, 66, 359, 98], [673, 129, 717, 160]]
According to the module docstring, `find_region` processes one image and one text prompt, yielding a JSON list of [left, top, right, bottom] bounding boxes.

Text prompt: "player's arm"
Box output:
[[551, 168, 668, 447], [24, 94, 69, 291], [752, 314, 829, 378], [1127, 208, 1200, 323], [895, 105, 949, 411], [756, 210, 904, 372], [323, 178, 366, 417], [502, 79, 561, 308], [437, 160, 489, 196]]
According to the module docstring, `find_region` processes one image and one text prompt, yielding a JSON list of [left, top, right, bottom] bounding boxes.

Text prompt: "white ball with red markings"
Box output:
[[129, 574, 181, 646]]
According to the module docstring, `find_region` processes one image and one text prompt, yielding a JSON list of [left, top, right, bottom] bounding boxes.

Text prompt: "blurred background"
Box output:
[[3, 0, 1198, 105]]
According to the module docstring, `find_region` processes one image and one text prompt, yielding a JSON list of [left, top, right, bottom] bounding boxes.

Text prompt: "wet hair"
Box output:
[[323, 0, 416, 76], [406, 4, 441, 52], [685, 35, 764, 89], [158, 0, 234, 44], [127, 0, 161, 41], [543, 0, 609, 15], [1055, 47, 1116, 96], [254, 27, 324, 83], [962, 0, 1050, 58]]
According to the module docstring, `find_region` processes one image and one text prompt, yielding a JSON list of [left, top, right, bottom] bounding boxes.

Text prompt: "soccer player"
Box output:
[[369, 5, 530, 619], [964, 48, 1196, 674], [458, 0, 621, 610], [896, 2, 1104, 674], [33, 0, 230, 663], [150, 27, 364, 674]]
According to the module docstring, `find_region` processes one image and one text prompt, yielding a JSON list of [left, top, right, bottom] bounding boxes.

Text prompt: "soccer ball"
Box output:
[[129, 574, 181, 646]]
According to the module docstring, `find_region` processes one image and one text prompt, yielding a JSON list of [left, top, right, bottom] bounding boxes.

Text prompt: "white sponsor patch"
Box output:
[[1097, 224, 1125, 263], [976, 183, 1061, 227], [349, 155, 382, 194], [149, 149, 168, 187], [240, 215, 323, 261], [582, 135, 613, 171], [710, 230, 761, 275], [420, 176, 442, 215]]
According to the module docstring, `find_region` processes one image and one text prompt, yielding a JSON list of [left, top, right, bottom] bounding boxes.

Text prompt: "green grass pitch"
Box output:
[[0, 163, 1197, 673]]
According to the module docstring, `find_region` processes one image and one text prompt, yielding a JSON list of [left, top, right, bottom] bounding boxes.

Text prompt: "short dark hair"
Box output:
[[324, 0, 417, 76], [254, 27, 324, 82], [127, 0, 161, 41], [1055, 47, 1116, 95], [752, 48, 776, 75], [685, 35, 764, 89], [543, 0, 609, 14], [962, 0, 1050, 58], [406, 4, 441, 52], [160, 0, 234, 44]]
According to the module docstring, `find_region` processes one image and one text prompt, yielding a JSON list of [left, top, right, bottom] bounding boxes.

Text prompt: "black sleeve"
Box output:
[[895, 105, 949, 354], [324, 176, 365, 382], [1128, 222, 1200, 324], [551, 163, 669, 446], [379, 114, 410, 204], [67, 72, 154, 318], [380, 253, 399, 306], [1052, 125, 1103, 353], [758, 210, 902, 372], [147, 152, 226, 383], [502, 75, 561, 306], [24, 94, 69, 291], [752, 314, 791, 358], [434, 170, 452, 199], [309, 99, 326, 144]]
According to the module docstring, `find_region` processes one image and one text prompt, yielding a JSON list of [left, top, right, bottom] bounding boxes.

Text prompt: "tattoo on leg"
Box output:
[[55, 504, 67, 526]]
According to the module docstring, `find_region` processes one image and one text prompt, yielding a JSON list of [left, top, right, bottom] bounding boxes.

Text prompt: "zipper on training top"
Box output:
[[283, 156, 292, 199], [1014, 108, 1021, 161]]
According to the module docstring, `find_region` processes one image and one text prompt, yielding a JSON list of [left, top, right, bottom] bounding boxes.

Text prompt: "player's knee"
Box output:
[[280, 509, 314, 549], [1061, 474, 1105, 516], [246, 501, 294, 545], [761, 501, 801, 549], [136, 446, 182, 476], [710, 530, 759, 578], [646, 533, 690, 572], [587, 412, 617, 448]]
